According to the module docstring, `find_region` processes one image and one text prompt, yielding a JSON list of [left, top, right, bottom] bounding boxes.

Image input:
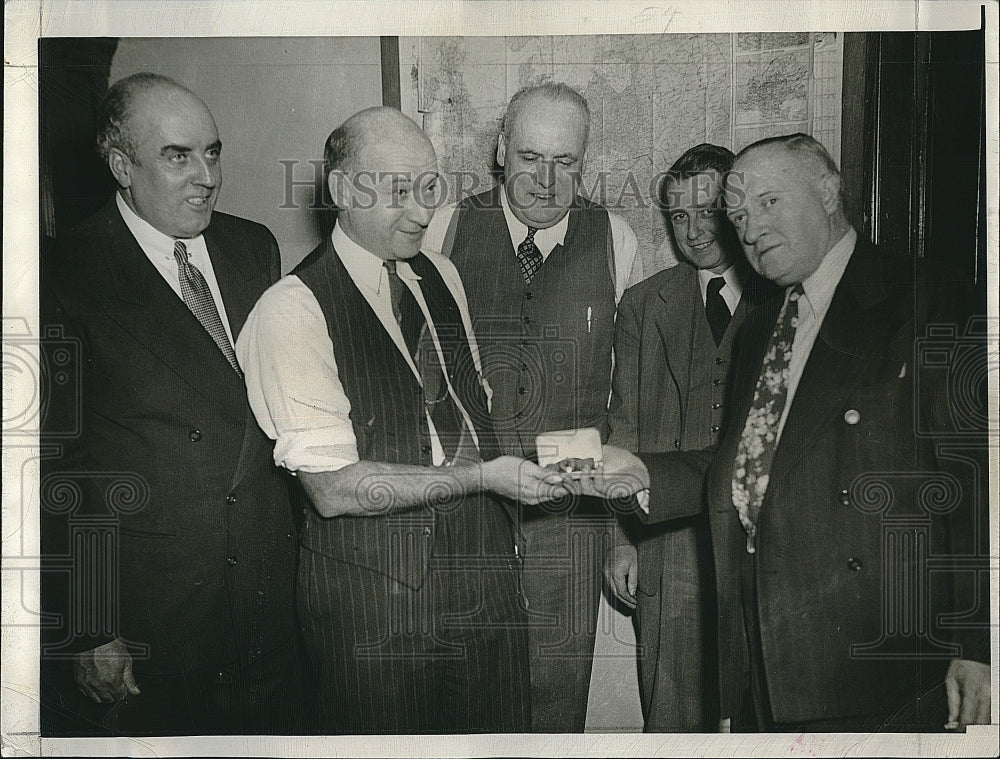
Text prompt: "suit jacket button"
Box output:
[[226, 493, 237, 505], [714, 357, 724, 365], [710, 425, 721, 433], [517, 386, 526, 395], [188, 429, 202, 442], [421, 445, 432, 455], [847, 557, 862, 572], [712, 402, 722, 410], [227, 556, 238, 566], [839, 489, 851, 506], [844, 409, 861, 425], [673, 439, 681, 449], [713, 378, 722, 386], [525, 291, 533, 300]]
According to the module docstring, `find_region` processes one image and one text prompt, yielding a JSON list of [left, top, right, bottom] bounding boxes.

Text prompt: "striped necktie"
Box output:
[[172, 240, 242, 377], [731, 283, 803, 553]]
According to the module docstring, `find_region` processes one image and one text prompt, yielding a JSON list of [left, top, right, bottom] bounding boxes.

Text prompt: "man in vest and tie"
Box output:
[[423, 82, 643, 732], [237, 106, 571, 734], [40, 73, 303, 735], [574, 133, 990, 731], [604, 144, 769, 731]]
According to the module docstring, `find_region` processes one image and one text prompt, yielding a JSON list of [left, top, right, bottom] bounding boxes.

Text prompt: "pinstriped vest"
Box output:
[[293, 239, 502, 588], [446, 186, 616, 458]]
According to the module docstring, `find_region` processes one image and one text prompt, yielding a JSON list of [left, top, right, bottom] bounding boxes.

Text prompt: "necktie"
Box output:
[[517, 227, 543, 284], [731, 283, 803, 553], [383, 261, 468, 463], [172, 240, 242, 377], [705, 276, 731, 346]]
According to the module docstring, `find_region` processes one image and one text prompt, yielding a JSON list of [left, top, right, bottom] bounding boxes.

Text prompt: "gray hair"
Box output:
[[737, 132, 840, 178], [96, 72, 188, 161], [500, 82, 591, 145]]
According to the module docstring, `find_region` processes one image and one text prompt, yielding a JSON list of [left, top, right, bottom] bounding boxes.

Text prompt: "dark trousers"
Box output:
[[298, 511, 530, 734], [41, 641, 306, 736], [519, 504, 614, 732], [635, 519, 719, 732]]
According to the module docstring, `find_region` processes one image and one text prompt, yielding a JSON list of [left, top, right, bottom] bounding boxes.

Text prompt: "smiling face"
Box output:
[[725, 144, 840, 286], [664, 170, 732, 273], [109, 85, 221, 239], [332, 119, 439, 261], [497, 94, 588, 229]]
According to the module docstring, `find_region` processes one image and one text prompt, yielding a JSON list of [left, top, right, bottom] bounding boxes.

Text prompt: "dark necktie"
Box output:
[[705, 276, 731, 346], [172, 240, 242, 377], [517, 227, 543, 284], [731, 283, 803, 554], [383, 260, 467, 462]]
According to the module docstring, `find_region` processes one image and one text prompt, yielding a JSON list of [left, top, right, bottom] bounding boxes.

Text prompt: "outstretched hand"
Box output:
[[564, 444, 650, 500], [481, 455, 571, 504]]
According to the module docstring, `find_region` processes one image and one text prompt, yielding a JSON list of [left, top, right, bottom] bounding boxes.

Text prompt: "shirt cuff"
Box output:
[[273, 427, 359, 474]]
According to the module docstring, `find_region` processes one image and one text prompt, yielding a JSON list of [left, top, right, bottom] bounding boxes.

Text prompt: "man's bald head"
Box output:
[[324, 106, 432, 176], [97, 72, 201, 162], [323, 107, 439, 261]]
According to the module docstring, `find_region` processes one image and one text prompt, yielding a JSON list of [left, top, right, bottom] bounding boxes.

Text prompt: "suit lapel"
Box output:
[[205, 221, 263, 339], [99, 203, 246, 406], [771, 241, 902, 477], [653, 265, 698, 415]]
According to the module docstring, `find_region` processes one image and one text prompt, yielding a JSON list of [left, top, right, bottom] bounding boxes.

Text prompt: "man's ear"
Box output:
[[818, 172, 842, 214], [327, 170, 351, 209], [108, 148, 133, 189], [496, 132, 507, 168]]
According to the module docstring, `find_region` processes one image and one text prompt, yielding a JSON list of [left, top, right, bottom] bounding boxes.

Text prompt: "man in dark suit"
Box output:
[[236, 106, 570, 734], [40, 72, 303, 735], [578, 133, 990, 731], [604, 144, 764, 731]]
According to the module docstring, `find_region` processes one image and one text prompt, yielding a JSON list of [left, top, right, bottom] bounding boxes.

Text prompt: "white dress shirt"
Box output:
[[697, 265, 743, 314], [116, 192, 234, 345], [236, 221, 488, 474], [422, 187, 644, 303]]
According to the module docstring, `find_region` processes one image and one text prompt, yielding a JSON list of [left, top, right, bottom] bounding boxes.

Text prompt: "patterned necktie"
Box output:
[[172, 240, 242, 377], [517, 227, 543, 284], [705, 276, 731, 346], [731, 283, 803, 553]]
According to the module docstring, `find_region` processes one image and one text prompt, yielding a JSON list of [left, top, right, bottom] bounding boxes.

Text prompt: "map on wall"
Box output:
[[400, 33, 843, 273]]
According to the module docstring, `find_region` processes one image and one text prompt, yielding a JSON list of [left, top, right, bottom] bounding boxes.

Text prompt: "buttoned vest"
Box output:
[[293, 240, 502, 588], [447, 186, 616, 457]]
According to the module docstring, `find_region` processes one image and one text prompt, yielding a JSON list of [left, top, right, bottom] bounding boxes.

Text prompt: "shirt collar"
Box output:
[[331, 220, 420, 298], [799, 227, 857, 322], [696, 264, 744, 303], [499, 184, 570, 258], [116, 192, 204, 257]]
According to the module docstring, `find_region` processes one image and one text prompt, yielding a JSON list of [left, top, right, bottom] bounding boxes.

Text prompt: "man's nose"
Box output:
[[191, 155, 219, 187], [687, 215, 702, 240], [408, 196, 434, 227], [535, 160, 556, 188], [741, 213, 763, 245]]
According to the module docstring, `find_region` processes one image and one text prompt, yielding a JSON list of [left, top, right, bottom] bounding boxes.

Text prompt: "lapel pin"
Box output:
[[844, 409, 861, 425]]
